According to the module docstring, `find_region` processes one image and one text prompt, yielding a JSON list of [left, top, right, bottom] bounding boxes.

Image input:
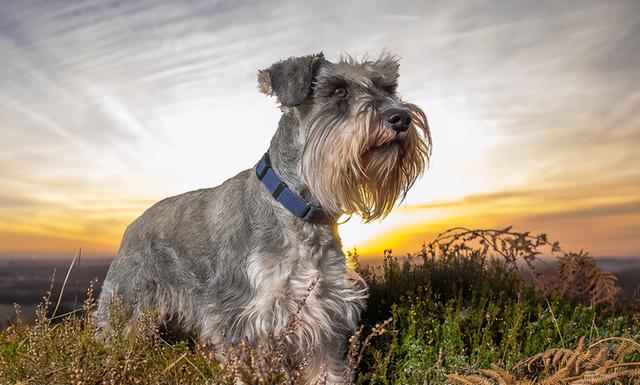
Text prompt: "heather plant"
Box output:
[[1, 228, 638, 385], [350, 228, 639, 384]]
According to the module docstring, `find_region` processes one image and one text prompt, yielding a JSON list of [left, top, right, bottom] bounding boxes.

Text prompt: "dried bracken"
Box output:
[[447, 336, 640, 385], [422, 227, 622, 307]]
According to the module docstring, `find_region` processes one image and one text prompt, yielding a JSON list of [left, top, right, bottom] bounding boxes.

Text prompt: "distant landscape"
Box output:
[[1, 254, 639, 328], [0, 258, 110, 327]]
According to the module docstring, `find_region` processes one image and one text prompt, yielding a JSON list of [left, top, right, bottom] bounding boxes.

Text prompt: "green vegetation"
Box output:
[[1, 228, 639, 384], [351, 228, 639, 384]]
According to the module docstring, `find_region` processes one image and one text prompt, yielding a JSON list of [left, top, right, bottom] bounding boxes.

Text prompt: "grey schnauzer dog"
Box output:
[[97, 52, 431, 384]]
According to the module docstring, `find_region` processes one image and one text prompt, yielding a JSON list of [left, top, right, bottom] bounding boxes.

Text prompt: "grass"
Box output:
[[1, 227, 639, 384]]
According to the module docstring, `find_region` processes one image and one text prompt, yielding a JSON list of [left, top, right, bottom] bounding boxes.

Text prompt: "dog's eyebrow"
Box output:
[[314, 75, 350, 96], [320, 75, 349, 86], [355, 77, 375, 89], [369, 72, 397, 88]]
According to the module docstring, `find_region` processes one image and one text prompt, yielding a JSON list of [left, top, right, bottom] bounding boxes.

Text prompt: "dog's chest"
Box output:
[[240, 237, 366, 343]]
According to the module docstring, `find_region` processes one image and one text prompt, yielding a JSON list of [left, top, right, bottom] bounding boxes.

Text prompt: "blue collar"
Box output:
[[255, 153, 322, 222]]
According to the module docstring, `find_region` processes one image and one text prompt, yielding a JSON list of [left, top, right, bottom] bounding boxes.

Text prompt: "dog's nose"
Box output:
[[383, 108, 411, 132]]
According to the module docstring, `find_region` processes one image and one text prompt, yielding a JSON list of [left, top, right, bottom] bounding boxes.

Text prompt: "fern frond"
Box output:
[[571, 368, 640, 385], [449, 337, 640, 385], [538, 366, 569, 385], [518, 348, 572, 373], [588, 346, 609, 370], [613, 338, 640, 361]]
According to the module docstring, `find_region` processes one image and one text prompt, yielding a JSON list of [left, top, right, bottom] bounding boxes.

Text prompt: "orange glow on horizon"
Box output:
[[1, 185, 637, 260]]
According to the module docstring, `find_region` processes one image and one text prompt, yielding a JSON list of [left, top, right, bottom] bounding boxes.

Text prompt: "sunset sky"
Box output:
[[0, 0, 638, 260]]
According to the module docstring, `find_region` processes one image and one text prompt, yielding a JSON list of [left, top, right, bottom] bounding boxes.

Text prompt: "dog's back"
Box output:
[[97, 168, 258, 332]]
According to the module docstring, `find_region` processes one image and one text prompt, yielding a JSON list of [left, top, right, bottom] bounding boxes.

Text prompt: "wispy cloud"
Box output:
[[0, 0, 638, 258]]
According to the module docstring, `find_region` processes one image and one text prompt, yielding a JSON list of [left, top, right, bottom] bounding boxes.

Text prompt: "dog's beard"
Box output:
[[301, 99, 431, 222]]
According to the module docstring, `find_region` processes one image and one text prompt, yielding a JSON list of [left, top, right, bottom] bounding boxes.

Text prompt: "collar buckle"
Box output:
[[302, 205, 319, 221]]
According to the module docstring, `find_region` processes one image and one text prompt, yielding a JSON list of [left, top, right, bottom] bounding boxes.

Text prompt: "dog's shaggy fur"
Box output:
[[97, 52, 431, 384]]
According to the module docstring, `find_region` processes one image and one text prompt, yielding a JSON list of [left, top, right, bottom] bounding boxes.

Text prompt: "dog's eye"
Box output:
[[332, 87, 349, 98]]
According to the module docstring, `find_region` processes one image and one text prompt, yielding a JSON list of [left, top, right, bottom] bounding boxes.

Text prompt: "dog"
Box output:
[[96, 52, 431, 384]]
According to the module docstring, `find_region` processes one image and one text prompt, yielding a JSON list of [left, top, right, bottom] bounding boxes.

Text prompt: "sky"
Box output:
[[0, 0, 638, 260]]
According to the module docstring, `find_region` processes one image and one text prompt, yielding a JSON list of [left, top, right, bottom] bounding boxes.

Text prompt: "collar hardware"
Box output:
[[255, 152, 322, 222]]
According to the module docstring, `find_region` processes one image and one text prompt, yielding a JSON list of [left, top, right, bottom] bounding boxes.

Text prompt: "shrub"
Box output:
[[351, 228, 639, 384]]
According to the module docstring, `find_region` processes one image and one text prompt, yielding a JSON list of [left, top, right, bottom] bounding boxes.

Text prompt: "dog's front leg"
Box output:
[[302, 340, 351, 385]]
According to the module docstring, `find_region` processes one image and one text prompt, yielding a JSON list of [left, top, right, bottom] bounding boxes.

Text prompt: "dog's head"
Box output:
[[258, 52, 431, 221]]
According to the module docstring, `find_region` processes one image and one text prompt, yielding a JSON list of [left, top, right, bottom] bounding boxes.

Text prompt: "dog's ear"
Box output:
[[370, 53, 400, 86], [258, 53, 324, 107]]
